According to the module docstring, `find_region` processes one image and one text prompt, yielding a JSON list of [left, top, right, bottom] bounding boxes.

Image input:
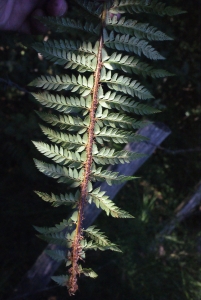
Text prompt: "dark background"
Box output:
[[0, 0, 200, 299]]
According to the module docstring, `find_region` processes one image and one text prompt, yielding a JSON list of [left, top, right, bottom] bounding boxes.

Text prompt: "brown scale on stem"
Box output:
[[67, 8, 106, 296]]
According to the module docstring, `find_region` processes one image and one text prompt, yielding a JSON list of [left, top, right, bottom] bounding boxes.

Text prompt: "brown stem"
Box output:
[[67, 19, 105, 297]]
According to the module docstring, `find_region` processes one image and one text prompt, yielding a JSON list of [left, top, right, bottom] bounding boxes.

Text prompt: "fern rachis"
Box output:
[[29, 0, 184, 295]]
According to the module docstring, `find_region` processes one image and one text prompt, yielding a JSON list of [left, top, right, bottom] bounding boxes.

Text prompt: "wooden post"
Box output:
[[10, 122, 171, 299], [158, 182, 201, 236]]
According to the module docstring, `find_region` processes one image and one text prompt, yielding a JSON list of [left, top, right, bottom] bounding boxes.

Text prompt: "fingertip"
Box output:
[[30, 8, 48, 34], [109, 13, 121, 21], [46, 0, 68, 17]]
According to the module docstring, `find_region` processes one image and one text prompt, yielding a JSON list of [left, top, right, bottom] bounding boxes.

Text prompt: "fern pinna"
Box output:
[[29, 0, 184, 295]]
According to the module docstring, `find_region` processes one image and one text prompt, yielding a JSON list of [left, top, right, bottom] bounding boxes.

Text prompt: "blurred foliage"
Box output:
[[0, 0, 200, 299]]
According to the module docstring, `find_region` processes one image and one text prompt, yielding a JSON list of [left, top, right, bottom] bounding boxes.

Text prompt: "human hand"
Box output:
[[0, 0, 68, 34]]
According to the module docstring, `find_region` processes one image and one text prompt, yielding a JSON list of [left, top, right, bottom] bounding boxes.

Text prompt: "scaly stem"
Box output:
[[67, 9, 106, 296]]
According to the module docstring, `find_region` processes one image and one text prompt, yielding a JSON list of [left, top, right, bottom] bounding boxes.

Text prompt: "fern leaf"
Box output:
[[33, 141, 85, 168], [103, 52, 173, 77], [91, 167, 136, 186], [32, 92, 91, 114], [75, 0, 103, 17], [98, 91, 160, 114], [64, 52, 97, 73], [33, 48, 97, 72], [95, 127, 149, 144], [93, 147, 145, 165], [80, 239, 118, 252], [39, 125, 88, 151], [38, 228, 76, 248], [89, 188, 134, 218], [107, 16, 172, 41], [37, 17, 101, 35], [35, 49, 96, 72], [100, 68, 153, 100], [34, 190, 80, 207], [33, 39, 98, 64], [96, 107, 149, 129], [150, 68, 175, 78], [37, 231, 67, 246], [52, 275, 69, 286], [29, 74, 93, 96], [34, 219, 73, 235], [34, 159, 83, 187], [36, 112, 87, 132], [46, 249, 67, 262], [110, 0, 186, 16], [80, 268, 98, 278], [84, 226, 122, 252], [104, 30, 165, 60]]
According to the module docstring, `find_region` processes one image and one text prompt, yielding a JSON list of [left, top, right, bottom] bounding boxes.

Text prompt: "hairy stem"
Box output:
[[67, 12, 106, 296]]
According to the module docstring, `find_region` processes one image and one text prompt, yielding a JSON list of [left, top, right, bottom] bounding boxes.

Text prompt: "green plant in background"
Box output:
[[114, 181, 201, 300], [29, 0, 184, 295]]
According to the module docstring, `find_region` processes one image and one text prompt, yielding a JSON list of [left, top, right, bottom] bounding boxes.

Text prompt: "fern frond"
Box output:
[[96, 108, 149, 129], [80, 268, 98, 278], [46, 249, 67, 262], [33, 142, 85, 168], [29, 74, 93, 96], [36, 112, 87, 132], [37, 231, 68, 246], [34, 190, 80, 207], [39, 125, 87, 151], [95, 127, 149, 144], [93, 147, 145, 165], [32, 92, 91, 114], [89, 188, 134, 218], [34, 159, 83, 187], [110, 0, 186, 16], [80, 239, 118, 252], [30, 1, 180, 294], [100, 68, 153, 100], [37, 17, 101, 35], [104, 30, 165, 60], [33, 40, 98, 64], [51, 275, 69, 286], [84, 226, 121, 251], [34, 49, 96, 72], [34, 219, 73, 235], [75, 0, 103, 17], [103, 52, 173, 77], [33, 48, 97, 72], [63, 52, 97, 72], [98, 91, 160, 114], [91, 167, 136, 186], [107, 16, 172, 41]]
